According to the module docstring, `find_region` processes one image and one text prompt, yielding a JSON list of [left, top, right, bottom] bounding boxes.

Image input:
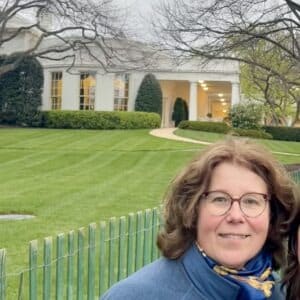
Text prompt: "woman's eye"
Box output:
[[212, 197, 228, 203], [243, 198, 259, 205]]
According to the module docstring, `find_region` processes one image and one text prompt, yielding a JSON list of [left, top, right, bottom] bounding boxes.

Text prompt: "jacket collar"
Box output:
[[181, 243, 240, 299]]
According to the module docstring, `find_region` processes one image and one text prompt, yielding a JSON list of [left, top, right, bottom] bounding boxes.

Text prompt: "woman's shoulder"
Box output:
[[100, 257, 193, 300]]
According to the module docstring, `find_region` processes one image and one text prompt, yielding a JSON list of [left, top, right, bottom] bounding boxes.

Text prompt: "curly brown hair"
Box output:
[[283, 207, 300, 300], [157, 138, 299, 270]]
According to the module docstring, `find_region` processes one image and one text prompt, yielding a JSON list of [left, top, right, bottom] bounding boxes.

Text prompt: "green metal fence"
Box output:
[[0, 207, 162, 300]]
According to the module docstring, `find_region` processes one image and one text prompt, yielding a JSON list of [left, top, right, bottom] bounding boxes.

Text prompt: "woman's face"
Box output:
[[196, 162, 270, 269]]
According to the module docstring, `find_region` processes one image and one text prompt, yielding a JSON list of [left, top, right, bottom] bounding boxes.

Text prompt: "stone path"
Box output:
[[149, 128, 300, 157]]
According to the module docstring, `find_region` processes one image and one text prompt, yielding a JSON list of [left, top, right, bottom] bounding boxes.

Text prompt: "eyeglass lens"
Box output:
[[204, 191, 267, 217]]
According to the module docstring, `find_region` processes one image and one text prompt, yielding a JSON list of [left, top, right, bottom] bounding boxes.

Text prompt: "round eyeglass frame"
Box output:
[[201, 190, 270, 218]]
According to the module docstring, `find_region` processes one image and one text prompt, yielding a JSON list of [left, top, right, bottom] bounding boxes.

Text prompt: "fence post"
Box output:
[[29, 240, 38, 300], [0, 249, 6, 300], [87, 223, 96, 300], [143, 209, 152, 266], [118, 216, 126, 281], [43, 237, 52, 300], [108, 217, 117, 287], [56, 234, 65, 300], [67, 231, 75, 300], [98, 221, 106, 296], [135, 211, 143, 271], [126, 213, 135, 277], [77, 228, 85, 300], [152, 207, 159, 260]]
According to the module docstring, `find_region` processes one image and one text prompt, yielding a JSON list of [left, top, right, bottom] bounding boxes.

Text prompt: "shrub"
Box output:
[[230, 128, 273, 139], [179, 120, 231, 133], [0, 54, 43, 126], [263, 126, 300, 142], [42, 111, 161, 129], [135, 74, 162, 116], [229, 102, 264, 130], [172, 97, 188, 127]]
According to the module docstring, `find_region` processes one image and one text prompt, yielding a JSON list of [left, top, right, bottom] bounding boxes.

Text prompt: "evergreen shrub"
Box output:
[[231, 128, 273, 139], [263, 126, 300, 142], [172, 97, 188, 127], [0, 55, 43, 126], [179, 120, 231, 133], [42, 111, 161, 129], [135, 74, 162, 115]]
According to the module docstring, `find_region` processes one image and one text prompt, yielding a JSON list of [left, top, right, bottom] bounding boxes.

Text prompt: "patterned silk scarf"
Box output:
[[195, 242, 275, 299]]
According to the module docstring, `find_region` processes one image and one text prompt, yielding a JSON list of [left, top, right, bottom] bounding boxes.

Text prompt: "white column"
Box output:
[[231, 82, 240, 106], [96, 73, 114, 111], [189, 81, 198, 121], [41, 70, 51, 111], [62, 71, 80, 110]]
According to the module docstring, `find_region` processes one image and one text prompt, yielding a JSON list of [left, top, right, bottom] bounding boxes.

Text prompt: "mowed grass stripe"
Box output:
[[175, 129, 300, 161]]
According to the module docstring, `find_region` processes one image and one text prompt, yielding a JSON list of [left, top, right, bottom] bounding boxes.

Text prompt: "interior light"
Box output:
[[220, 98, 225, 102], [222, 102, 226, 106], [203, 87, 208, 91], [223, 109, 227, 113], [218, 93, 223, 97], [198, 80, 204, 83]]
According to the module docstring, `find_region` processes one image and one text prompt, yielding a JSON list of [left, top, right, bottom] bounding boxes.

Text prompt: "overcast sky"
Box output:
[[116, 0, 161, 40]]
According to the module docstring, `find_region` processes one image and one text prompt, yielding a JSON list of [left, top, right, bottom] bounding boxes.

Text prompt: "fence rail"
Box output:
[[0, 207, 162, 300], [0, 170, 299, 299]]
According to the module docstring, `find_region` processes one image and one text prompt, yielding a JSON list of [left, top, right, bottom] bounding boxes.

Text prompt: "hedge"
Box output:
[[230, 128, 273, 140], [42, 111, 161, 129], [178, 120, 231, 134], [263, 126, 300, 142]]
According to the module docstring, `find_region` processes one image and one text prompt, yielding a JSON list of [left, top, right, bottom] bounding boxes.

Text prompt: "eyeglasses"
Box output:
[[201, 191, 269, 218]]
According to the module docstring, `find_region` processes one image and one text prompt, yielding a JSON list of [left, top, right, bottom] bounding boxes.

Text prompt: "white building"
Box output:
[[1, 15, 240, 127]]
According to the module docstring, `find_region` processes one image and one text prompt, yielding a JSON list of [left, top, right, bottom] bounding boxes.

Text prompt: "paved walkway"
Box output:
[[149, 128, 300, 157], [150, 128, 211, 145]]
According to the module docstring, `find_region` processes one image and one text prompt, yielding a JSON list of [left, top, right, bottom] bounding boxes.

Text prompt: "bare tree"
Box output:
[[0, 0, 152, 76], [154, 0, 300, 123]]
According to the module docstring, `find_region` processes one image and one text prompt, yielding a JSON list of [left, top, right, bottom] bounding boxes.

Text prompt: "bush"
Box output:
[[0, 54, 43, 126], [229, 102, 264, 130], [230, 128, 273, 139], [179, 120, 231, 133], [263, 126, 300, 142], [42, 111, 161, 129], [172, 97, 188, 127], [135, 74, 162, 116]]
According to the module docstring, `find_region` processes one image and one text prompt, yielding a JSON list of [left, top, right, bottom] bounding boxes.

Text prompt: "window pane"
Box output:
[[79, 72, 96, 111], [114, 73, 129, 111], [50, 72, 63, 110]]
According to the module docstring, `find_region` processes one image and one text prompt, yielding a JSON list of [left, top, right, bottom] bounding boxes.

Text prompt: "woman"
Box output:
[[283, 207, 300, 300], [101, 138, 299, 300]]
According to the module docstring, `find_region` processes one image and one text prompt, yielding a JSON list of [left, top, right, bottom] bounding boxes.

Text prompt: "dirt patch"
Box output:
[[0, 214, 35, 221]]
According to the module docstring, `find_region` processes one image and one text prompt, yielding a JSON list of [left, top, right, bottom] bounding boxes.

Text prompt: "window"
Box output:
[[79, 72, 96, 110], [114, 73, 129, 111], [50, 72, 62, 110]]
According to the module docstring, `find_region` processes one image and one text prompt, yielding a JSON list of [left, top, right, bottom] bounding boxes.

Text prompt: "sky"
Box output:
[[115, 0, 161, 40]]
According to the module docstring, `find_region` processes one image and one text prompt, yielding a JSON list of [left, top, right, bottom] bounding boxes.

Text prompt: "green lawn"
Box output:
[[0, 127, 299, 295], [0, 128, 205, 274], [175, 129, 300, 164]]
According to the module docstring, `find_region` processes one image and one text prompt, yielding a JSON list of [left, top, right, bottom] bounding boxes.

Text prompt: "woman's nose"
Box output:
[[225, 201, 245, 222]]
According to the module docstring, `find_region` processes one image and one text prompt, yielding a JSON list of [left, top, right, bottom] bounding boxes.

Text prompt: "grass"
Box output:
[[0, 127, 299, 297], [174, 129, 300, 164], [0, 128, 205, 273]]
